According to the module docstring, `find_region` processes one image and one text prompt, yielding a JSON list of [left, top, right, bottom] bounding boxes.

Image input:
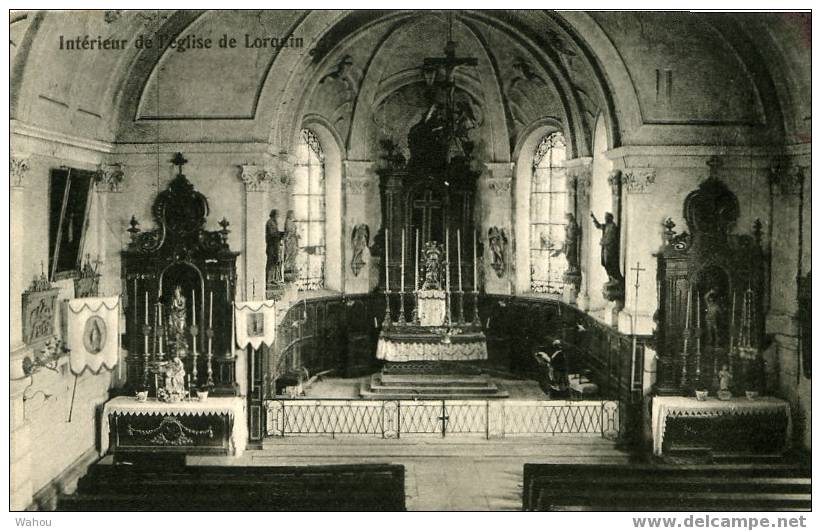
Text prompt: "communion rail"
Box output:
[[265, 399, 621, 439]]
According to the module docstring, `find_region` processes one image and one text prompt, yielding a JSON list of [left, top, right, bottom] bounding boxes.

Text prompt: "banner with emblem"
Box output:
[[66, 296, 120, 375], [234, 300, 277, 350]]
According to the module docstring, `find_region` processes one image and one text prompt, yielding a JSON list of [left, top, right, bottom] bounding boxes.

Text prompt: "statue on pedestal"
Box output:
[[421, 241, 445, 290], [591, 211, 623, 301], [717, 364, 733, 400], [283, 210, 299, 282], [487, 226, 508, 278]]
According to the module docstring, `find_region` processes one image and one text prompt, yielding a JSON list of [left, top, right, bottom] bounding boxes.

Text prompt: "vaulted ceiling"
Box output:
[[10, 10, 811, 159]]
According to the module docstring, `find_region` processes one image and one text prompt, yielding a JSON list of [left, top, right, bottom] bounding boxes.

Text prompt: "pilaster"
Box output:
[[344, 160, 377, 294], [481, 162, 515, 295]]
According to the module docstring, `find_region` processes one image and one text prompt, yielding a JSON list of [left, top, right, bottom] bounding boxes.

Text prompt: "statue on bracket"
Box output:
[[282, 210, 300, 282], [590, 211, 624, 301], [487, 226, 509, 278], [553, 213, 582, 289], [350, 224, 370, 277]]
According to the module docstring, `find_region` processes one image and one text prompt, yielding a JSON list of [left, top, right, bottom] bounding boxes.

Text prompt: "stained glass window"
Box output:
[[292, 128, 326, 290], [530, 132, 567, 294]]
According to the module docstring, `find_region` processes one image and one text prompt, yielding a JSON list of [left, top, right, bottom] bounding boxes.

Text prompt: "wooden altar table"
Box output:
[[101, 396, 247, 457], [651, 396, 791, 456]]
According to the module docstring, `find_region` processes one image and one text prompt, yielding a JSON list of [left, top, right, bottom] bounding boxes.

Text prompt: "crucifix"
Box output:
[[629, 261, 646, 391]]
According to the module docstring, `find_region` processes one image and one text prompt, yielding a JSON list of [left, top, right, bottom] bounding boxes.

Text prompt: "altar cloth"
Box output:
[[376, 333, 488, 362], [651, 396, 791, 456], [101, 396, 247, 457]]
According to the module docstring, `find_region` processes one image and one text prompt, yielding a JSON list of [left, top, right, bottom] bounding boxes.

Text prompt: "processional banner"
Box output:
[[66, 296, 120, 374], [234, 300, 277, 350]]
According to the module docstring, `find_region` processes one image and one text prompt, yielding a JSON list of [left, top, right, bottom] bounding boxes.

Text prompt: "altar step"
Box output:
[[359, 373, 509, 399]]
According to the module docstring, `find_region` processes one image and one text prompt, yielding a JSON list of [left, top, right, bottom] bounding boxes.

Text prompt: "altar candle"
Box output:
[[192, 290, 197, 354], [414, 229, 419, 291], [208, 292, 214, 355], [684, 287, 692, 328], [445, 228, 450, 292], [400, 229, 405, 292], [457, 229, 463, 291], [385, 231, 390, 290], [472, 230, 477, 292], [144, 292, 149, 324], [209, 291, 214, 328]]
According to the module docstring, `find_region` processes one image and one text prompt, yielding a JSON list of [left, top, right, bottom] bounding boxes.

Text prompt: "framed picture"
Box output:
[[48, 168, 94, 281]]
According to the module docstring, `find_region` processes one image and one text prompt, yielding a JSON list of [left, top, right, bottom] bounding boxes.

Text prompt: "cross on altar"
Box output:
[[171, 152, 188, 176], [629, 261, 647, 391], [413, 190, 444, 243], [630, 262, 646, 292]]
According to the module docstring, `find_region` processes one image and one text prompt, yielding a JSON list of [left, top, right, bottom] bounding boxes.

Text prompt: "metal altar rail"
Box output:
[[265, 399, 621, 439]]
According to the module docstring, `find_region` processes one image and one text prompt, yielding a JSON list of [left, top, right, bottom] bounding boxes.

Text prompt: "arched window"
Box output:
[[292, 128, 326, 290], [530, 131, 568, 294]]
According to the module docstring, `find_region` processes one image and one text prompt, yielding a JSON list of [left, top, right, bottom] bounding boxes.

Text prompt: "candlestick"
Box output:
[[681, 286, 693, 388], [457, 229, 463, 292], [472, 230, 477, 292], [385, 230, 390, 290], [400, 229, 405, 293], [414, 229, 419, 291], [445, 228, 451, 326], [191, 290, 198, 355]]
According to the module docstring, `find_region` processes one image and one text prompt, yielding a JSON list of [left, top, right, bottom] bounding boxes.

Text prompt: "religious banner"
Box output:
[[234, 300, 277, 350], [66, 296, 120, 374]]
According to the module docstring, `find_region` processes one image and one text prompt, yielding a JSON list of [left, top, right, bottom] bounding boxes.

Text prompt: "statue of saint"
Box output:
[[717, 364, 732, 400], [167, 285, 188, 357], [703, 288, 723, 346], [164, 355, 186, 397], [590, 212, 622, 282], [265, 209, 281, 284], [487, 227, 508, 278], [421, 241, 444, 290], [282, 210, 300, 281], [551, 213, 580, 275], [350, 224, 370, 277]]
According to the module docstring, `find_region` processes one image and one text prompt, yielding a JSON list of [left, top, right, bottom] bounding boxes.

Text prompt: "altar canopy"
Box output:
[[66, 296, 120, 374], [234, 300, 277, 350]]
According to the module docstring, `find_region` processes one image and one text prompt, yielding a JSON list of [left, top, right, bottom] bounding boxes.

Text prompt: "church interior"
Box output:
[[9, 10, 811, 512]]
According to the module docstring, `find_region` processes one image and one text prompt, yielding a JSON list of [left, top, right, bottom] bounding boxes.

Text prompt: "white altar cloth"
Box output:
[[376, 336, 488, 362], [651, 396, 791, 456], [101, 396, 247, 457]]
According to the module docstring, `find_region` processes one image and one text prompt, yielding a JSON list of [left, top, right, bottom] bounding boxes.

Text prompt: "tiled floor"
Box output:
[[190, 436, 631, 511]]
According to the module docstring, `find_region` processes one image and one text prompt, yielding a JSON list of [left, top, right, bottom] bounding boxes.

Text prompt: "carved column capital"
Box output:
[[769, 159, 806, 196], [486, 177, 512, 196], [239, 164, 275, 192], [10, 156, 30, 189], [621, 167, 657, 194], [346, 178, 372, 195], [94, 163, 124, 192]]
